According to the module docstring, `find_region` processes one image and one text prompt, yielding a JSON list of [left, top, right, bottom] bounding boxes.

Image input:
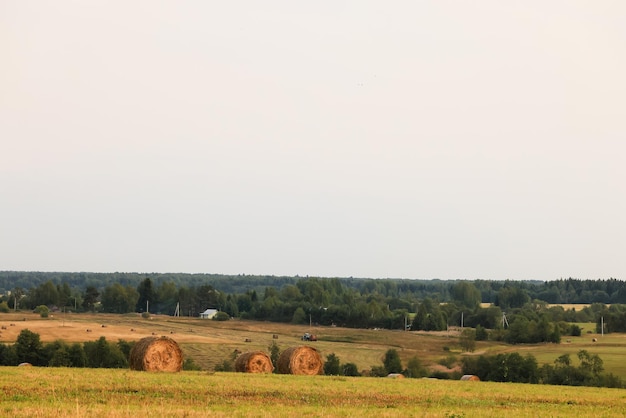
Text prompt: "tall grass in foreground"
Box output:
[[2, 367, 626, 417]]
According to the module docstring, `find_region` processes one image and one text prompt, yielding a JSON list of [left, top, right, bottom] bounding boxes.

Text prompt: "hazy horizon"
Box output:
[[2, 2, 625, 281]]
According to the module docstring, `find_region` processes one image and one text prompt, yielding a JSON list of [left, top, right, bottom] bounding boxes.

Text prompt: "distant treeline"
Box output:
[[2, 271, 625, 304], [2, 272, 626, 339]]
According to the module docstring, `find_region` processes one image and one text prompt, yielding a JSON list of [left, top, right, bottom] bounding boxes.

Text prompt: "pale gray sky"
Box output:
[[1, 1, 625, 280]]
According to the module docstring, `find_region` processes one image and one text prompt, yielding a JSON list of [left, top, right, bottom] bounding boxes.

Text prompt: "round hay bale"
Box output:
[[235, 351, 274, 373], [460, 374, 480, 381], [129, 336, 183, 372], [276, 346, 324, 375]]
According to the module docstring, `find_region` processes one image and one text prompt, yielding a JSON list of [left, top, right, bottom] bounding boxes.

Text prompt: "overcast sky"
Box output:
[[1, 1, 625, 281]]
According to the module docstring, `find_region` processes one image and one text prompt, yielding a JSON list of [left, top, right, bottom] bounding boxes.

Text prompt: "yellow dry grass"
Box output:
[[3, 311, 626, 379]]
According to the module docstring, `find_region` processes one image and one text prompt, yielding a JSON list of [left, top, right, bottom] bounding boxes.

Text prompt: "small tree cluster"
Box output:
[[541, 350, 622, 387], [369, 349, 426, 378], [462, 352, 539, 383], [0, 329, 130, 368], [324, 353, 360, 376], [462, 350, 623, 388]]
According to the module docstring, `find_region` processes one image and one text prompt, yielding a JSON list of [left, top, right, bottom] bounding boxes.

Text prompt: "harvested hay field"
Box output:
[[235, 351, 274, 373], [276, 346, 323, 375], [129, 336, 183, 372]]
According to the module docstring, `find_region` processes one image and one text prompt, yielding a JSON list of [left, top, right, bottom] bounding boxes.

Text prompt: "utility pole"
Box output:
[[601, 316, 604, 337]]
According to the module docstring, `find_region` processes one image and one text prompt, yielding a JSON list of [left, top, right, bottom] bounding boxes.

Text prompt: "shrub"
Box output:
[[404, 356, 427, 378], [370, 365, 388, 377], [342, 362, 360, 376], [430, 371, 453, 379], [117, 340, 134, 360], [214, 359, 233, 372], [475, 324, 488, 341], [438, 355, 457, 369], [34, 305, 49, 318], [213, 311, 230, 321], [183, 357, 202, 371]]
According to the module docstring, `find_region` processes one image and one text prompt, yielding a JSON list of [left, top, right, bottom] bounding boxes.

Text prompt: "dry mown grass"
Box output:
[[2, 312, 626, 378], [0, 312, 464, 372]]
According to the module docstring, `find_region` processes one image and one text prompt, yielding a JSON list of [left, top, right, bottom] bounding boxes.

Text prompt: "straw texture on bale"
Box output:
[[235, 351, 274, 373], [129, 336, 183, 372], [276, 346, 324, 375]]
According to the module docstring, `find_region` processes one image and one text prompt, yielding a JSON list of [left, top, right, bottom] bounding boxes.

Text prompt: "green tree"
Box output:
[[291, 307, 307, 324], [268, 341, 280, 372], [15, 329, 44, 365], [578, 350, 603, 376], [101, 284, 139, 314], [506, 316, 530, 344], [451, 282, 481, 310], [324, 353, 341, 375], [460, 328, 476, 352], [0, 344, 18, 366], [136, 278, 155, 313], [156, 281, 178, 314], [26, 280, 59, 308], [475, 324, 488, 341], [68, 343, 87, 367], [383, 349, 403, 374], [404, 356, 427, 378], [82, 286, 99, 312], [83, 337, 128, 368], [49, 346, 72, 367], [117, 340, 134, 360], [496, 286, 530, 310]]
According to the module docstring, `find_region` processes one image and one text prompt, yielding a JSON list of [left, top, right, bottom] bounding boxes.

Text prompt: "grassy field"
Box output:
[[2, 367, 626, 417], [3, 312, 626, 417], [2, 312, 626, 378]]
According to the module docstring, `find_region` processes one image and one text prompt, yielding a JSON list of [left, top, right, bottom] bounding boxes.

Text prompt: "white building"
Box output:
[[200, 308, 218, 319]]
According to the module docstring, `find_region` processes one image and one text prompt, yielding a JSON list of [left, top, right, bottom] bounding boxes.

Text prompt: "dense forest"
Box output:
[[2, 271, 626, 342]]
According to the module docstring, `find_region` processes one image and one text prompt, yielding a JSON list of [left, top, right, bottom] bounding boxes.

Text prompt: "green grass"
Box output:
[[516, 332, 626, 377], [2, 367, 626, 417]]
